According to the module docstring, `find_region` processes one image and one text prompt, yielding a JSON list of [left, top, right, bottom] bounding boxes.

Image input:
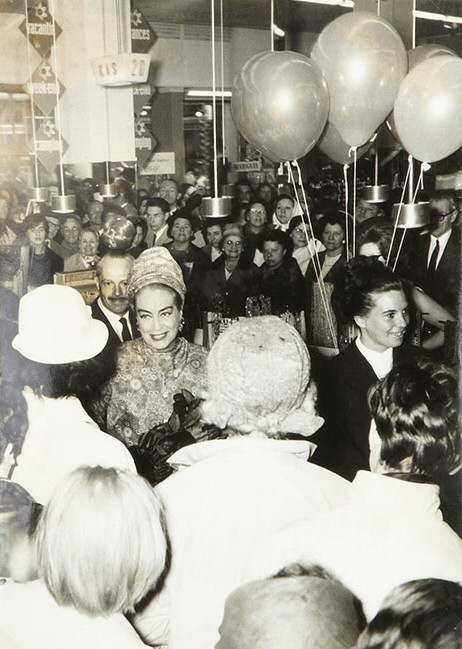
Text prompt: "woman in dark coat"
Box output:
[[200, 223, 259, 317], [312, 256, 417, 481], [258, 229, 306, 316]]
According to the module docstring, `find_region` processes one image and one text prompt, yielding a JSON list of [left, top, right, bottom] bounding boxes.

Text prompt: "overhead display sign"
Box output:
[[140, 152, 175, 176]]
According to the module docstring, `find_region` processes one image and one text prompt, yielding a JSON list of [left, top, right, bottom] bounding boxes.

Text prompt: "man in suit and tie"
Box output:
[[406, 190, 460, 318], [145, 197, 172, 248], [91, 251, 139, 355]]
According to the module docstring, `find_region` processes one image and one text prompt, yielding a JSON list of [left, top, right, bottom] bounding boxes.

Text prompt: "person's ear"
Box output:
[[354, 314, 365, 329]]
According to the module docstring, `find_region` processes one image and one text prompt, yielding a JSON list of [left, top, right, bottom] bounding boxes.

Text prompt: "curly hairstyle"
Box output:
[[367, 357, 461, 481]]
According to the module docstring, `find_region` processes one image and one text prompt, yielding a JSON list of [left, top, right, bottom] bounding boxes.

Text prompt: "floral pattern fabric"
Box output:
[[94, 337, 208, 447]]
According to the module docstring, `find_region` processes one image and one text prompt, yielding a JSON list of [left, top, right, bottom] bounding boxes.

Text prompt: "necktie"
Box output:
[[119, 316, 132, 342], [427, 239, 440, 278], [152, 233, 157, 246]]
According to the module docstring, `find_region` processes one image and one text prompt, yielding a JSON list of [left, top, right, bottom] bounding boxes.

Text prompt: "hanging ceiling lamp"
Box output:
[[24, 0, 49, 204], [362, 148, 388, 203], [201, 0, 232, 218], [392, 157, 429, 230], [91, 0, 150, 87], [49, 0, 75, 213]]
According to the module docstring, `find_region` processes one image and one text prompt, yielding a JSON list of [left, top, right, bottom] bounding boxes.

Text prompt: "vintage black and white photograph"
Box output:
[[0, 0, 461, 647]]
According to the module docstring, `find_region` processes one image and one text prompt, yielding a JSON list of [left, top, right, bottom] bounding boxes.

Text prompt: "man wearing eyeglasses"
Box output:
[[406, 190, 460, 318]]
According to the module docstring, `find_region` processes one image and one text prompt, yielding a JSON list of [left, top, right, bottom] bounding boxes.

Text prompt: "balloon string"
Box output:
[[220, 0, 226, 165], [352, 147, 357, 257], [343, 163, 350, 262], [392, 162, 428, 273], [290, 160, 339, 350], [270, 0, 274, 52], [211, 0, 218, 198], [386, 156, 412, 267], [50, 0, 65, 195]]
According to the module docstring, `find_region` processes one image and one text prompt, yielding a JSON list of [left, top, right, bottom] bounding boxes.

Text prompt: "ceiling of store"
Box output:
[[136, 0, 462, 39]]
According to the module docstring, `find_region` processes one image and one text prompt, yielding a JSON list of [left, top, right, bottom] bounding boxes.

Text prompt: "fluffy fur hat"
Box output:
[[201, 316, 323, 437]]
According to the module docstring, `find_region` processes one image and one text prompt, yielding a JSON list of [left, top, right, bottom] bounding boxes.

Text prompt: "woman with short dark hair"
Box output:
[[22, 213, 63, 290], [258, 229, 306, 317], [312, 256, 417, 481]]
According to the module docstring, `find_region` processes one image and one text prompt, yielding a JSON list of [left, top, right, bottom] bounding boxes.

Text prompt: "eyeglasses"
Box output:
[[224, 240, 242, 248], [430, 208, 455, 221], [249, 208, 266, 216]]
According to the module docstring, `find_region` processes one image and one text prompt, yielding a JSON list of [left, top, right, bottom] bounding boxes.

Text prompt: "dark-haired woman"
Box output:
[[312, 256, 420, 481], [258, 229, 306, 317], [127, 216, 148, 259], [164, 209, 211, 340]]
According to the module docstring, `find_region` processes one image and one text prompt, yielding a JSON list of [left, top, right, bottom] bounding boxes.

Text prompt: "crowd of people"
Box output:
[[0, 173, 460, 648]]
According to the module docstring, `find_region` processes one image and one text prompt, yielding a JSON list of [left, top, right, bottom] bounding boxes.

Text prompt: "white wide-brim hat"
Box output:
[[12, 285, 108, 364]]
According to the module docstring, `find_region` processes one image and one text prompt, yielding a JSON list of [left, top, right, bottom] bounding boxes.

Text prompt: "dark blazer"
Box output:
[[91, 299, 139, 357], [311, 341, 421, 481], [406, 227, 460, 316], [305, 250, 346, 285]]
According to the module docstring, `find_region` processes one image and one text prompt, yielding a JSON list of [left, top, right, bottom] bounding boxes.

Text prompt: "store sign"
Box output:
[[134, 118, 157, 168], [91, 53, 150, 87], [232, 160, 262, 172], [30, 116, 68, 173], [130, 6, 157, 54], [133, 82, 155, 118], [27, 59, 65, 115], [19, 0, 62, 58], [140, 152, 175, 176]]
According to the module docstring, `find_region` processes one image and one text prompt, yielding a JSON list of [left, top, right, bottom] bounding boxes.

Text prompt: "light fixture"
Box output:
[[201, 0, 232, 219], [186, 90, 232, 98], [391, 202, 429, 229], [414, 10, 462, 26], [90, 0, 150, 87], [50, 0, 76, 213], [362, 149, 388, 203], [24, 0, 49, 204], [292, 0, 354, 7]]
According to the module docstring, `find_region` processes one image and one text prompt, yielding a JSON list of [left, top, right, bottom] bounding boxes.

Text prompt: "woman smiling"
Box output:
[[94, 247, 208, 448]]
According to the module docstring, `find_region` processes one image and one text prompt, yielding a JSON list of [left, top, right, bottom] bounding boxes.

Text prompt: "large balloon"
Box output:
[[394, 55, 462, 163], [317, 121, 374, 165], [311, 12, 407, 148], [387, 43, 457, 144], [231, 51, 329, 162], [408, 43, 457, 70]]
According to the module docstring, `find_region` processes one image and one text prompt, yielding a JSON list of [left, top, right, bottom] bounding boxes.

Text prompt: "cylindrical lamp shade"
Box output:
[[99, 183, 118, 199], [362, 184, 389, 203], [30, 187, 49, 203], [51, 194, 77, 214], [392, 202, 429, 229], [201, 196, 232, 218]]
